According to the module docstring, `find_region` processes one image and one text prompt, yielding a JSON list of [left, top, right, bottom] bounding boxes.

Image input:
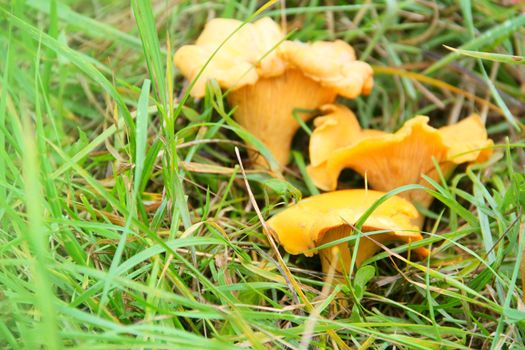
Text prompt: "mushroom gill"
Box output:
[[227, 69, 337, 166]]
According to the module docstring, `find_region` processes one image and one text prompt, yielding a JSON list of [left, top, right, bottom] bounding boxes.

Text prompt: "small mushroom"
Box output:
[[174, 18, 373, 167], [267, 190, 429, 275], [307, 104, 493, 209]]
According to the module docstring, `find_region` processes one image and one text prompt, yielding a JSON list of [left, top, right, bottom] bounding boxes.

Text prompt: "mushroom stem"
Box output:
[[318, 225, 429, 275], [227, 69, 336, 167]]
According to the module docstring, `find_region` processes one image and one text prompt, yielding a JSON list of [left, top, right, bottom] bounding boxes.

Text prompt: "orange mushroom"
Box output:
[[174, 18, 373, 167], [267, 190, 429, 275], [307, 104, 493, 209]]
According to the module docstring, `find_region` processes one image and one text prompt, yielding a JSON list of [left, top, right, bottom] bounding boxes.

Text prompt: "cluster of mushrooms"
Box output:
[[175, 18, 494, 282]]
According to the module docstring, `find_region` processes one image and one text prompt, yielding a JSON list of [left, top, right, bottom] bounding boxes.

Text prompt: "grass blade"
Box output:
[[444, 46, 525, 65], [424, 13, 525, 74]]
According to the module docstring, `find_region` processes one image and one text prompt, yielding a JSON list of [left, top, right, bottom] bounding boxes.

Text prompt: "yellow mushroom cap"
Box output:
[[307, 105, 493, 207], [279, 40, 374, 99], [267, 190, 429, 267], [174, 17, 286, 97], [174, 18, 373, 99]]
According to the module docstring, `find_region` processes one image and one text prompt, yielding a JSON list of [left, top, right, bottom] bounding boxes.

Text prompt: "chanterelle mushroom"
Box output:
[[174, 18, 373, 167], [307, 104, 493, 209], [267, 190, 429, 275]]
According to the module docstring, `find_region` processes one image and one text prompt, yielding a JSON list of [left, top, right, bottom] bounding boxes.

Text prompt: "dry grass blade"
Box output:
[[372, 65, 504, 115], [299, 247, 338, 349], [180, 161, 268, 175]]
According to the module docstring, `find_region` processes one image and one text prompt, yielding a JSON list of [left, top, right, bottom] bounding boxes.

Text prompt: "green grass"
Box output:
[[1, 0, 525, 348]]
